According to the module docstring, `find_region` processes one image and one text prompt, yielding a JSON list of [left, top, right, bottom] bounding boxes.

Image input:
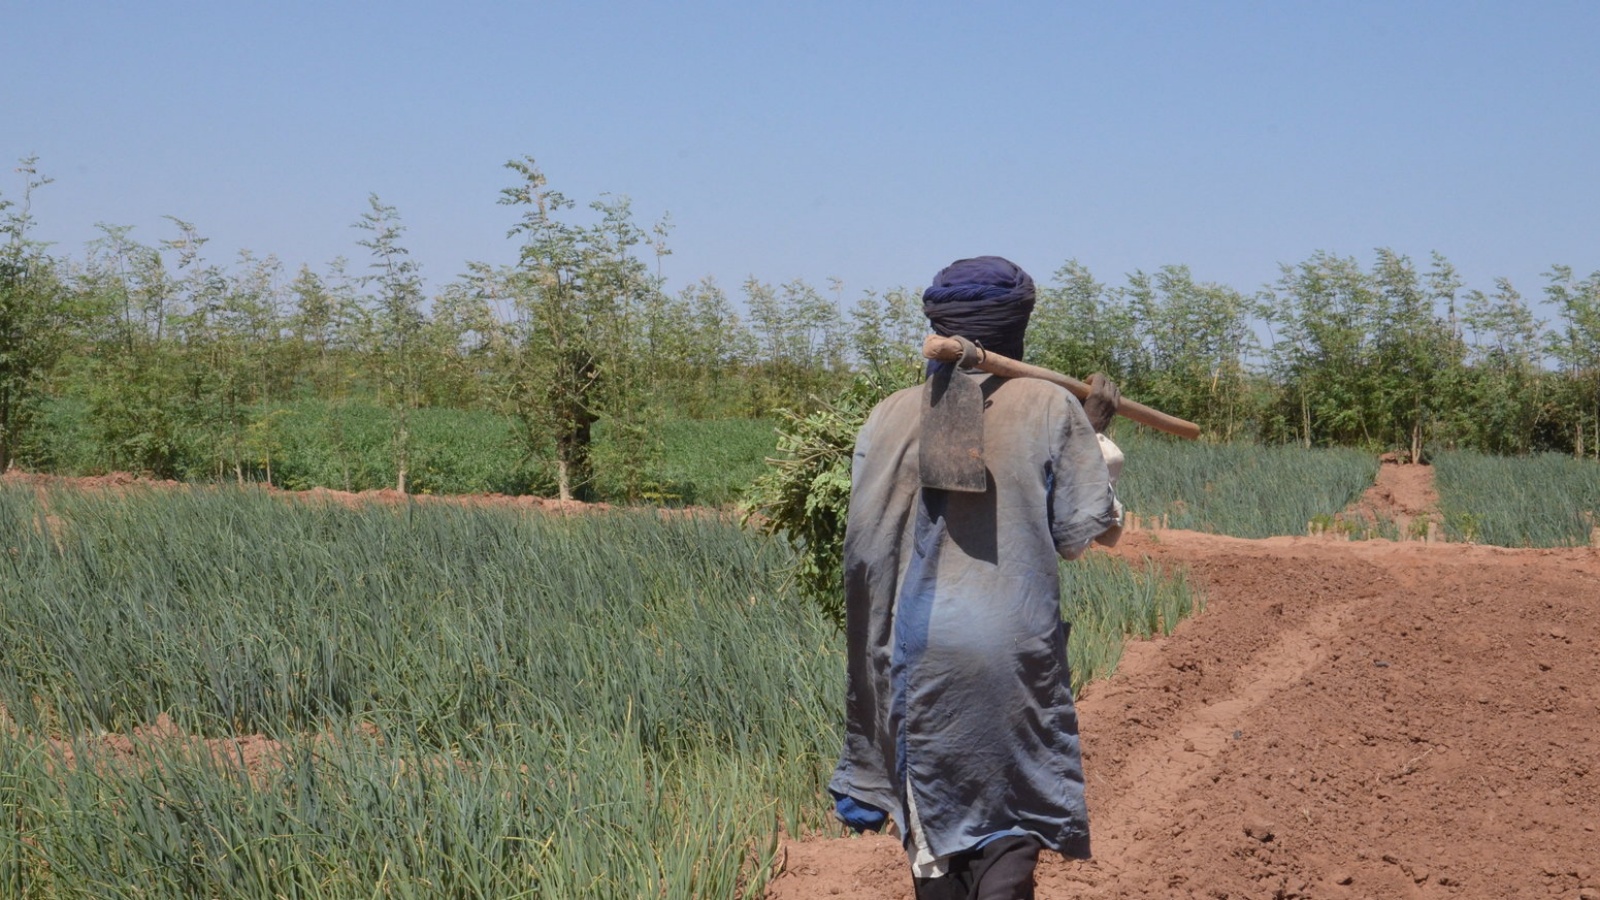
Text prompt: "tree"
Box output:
[[428, 260, 511, 409], [498, 157, 663, 501], [1264, 252, 1382, 447], [80, 223, 192, 476], [848, 285, 924, 380], [1544, 265, 1600, 457], [742, 276, 850, 411], [1369, 249, 1465, 461], [353, 194, 427, 493], [1118, 265, 1256, 440], [0, 157, 71, 472], [1029, 259, 1137, 384], [1460, 277, 1546, 454]]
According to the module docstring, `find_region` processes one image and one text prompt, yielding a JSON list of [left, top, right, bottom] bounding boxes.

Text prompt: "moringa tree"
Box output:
[[353, 194, 427, 493], [498, 157, 664, 501], [0, 156, 70, 472], [1544, 264, 1600, 458]]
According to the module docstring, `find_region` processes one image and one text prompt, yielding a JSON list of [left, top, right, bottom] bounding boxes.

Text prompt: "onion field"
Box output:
[[1434, 449, 1600, 546], [1108, 428, 1380, 538]]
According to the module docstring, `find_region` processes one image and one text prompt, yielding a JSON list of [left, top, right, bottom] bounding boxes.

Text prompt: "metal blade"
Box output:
[[919, 364, 987, 492]]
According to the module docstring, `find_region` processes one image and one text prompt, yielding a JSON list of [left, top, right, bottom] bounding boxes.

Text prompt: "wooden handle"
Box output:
[[922, 335, 1202, 440]]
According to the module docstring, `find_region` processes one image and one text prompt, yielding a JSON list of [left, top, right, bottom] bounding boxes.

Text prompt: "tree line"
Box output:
[[3, 155, 1598, 499], [1028, 251, 1600, 459]]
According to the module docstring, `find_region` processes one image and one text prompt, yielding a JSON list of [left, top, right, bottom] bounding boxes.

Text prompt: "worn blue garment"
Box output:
[[828, 373, 1118, 863], [832, 792, 889, 832], [922, 256, 1036, 361]]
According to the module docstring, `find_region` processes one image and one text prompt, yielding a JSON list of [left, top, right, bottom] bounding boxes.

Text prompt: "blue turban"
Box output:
[[922, 255, 1036, 362]]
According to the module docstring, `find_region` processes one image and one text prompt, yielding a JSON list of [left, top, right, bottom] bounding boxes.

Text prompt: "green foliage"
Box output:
[[1110, 426, 1378, 538], [1455, 278, 1550, 455], [1543, 265, 1600, 458], [498, 156, 668, 501], [596, 416, 778, 506], [1261, 250, 1471, 456], [1030, 261, 1257, 441], [353, 195, 427, 492], [1063, 554, 1201, 693], [740, 277, 854, 410], [0, 482, 1200, 897], [1029, 259, 1137, 383], [1434, 449, 1600, 547], [742, 366, 919, 628], [20, 396, 777, 504], [0, 157, 70, 472]]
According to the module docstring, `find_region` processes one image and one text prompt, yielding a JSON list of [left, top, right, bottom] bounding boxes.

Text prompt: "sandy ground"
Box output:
[[767, 464, 1600, 900]]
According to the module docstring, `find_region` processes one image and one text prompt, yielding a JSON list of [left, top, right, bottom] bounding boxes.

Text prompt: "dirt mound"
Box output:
[[769, 531, 1600, 899], [1331, 457, 1442, 539]]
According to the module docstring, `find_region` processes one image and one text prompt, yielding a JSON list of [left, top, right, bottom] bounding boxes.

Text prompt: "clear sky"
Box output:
[[5, 1, 1597, 306]]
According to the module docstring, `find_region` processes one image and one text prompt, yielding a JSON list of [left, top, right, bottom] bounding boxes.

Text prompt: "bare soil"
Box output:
[[768, 465, 1600, 899], [1331, 454, 1444, 539]]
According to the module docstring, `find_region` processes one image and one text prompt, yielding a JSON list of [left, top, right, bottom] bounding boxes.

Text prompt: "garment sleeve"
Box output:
[[1091, 433, 1125, 550], [1049, 396, 1124, 561]]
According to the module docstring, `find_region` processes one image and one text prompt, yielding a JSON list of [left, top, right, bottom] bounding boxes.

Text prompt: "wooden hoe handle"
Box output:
[[922, 334, 1202, 440]]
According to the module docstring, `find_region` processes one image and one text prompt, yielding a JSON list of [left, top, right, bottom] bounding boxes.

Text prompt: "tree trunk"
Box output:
[[395, 420, 409, 494], [555, 412, 595, 502]]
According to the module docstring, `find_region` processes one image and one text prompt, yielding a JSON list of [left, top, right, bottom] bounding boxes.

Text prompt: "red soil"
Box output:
[[1333, 454, 1444, 539], [767, 465, 1600, 899]]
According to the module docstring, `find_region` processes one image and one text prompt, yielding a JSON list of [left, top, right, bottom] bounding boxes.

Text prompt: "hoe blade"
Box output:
[[919, 365, 987, 492]]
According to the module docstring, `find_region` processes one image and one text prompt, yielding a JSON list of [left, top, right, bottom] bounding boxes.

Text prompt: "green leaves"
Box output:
[[497, 157, 666, 501], [743, 366, 919, 629], [0, 157, 69, 471]]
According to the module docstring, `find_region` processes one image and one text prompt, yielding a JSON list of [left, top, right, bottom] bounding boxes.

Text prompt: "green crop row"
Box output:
[[1108, 427, 1379, 538], [25, 397, 778, 506], [1433, 449, 1600, 547], [0, 484, 1198, 898]]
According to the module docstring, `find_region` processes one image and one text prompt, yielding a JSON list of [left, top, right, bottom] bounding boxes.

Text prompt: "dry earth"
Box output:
[[768, 464, 1600, 900]]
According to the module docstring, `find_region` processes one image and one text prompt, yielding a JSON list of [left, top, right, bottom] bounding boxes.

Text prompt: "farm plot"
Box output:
[[0, 481, 1197, 899], [771, 528, 1600, 899], [1433, 449, 1600, 547], [1108, 430, 1379, 538]]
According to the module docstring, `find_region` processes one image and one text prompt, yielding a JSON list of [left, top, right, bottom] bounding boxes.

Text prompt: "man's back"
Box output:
[[830, 372, 1118, 863]]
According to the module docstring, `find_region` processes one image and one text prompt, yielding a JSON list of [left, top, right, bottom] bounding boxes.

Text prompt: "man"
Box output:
[[828, 256, 1124, 900]]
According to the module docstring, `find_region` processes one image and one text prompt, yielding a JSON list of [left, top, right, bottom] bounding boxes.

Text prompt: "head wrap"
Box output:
[[922, 255, 1036, 363]]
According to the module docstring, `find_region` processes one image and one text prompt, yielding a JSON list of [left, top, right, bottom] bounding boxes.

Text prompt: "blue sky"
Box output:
[[5, 1, 1597, 307]]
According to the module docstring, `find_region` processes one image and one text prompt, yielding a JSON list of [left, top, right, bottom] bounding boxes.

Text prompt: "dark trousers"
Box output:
[[912, 836, 1042, 900]]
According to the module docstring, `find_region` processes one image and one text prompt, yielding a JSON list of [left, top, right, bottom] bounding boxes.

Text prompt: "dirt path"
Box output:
[[768, 472, 1600, 898]]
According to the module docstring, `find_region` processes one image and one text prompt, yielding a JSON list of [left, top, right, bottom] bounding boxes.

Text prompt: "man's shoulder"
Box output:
[[867, 377, 1072, 419], [988, 375, 1075, 410]]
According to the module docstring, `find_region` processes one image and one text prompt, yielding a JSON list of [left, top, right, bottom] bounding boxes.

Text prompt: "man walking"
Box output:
[[828, 256, 1124, 899]]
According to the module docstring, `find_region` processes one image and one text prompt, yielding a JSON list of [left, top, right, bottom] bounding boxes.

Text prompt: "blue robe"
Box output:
[[828, 373, 1120, 862]]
